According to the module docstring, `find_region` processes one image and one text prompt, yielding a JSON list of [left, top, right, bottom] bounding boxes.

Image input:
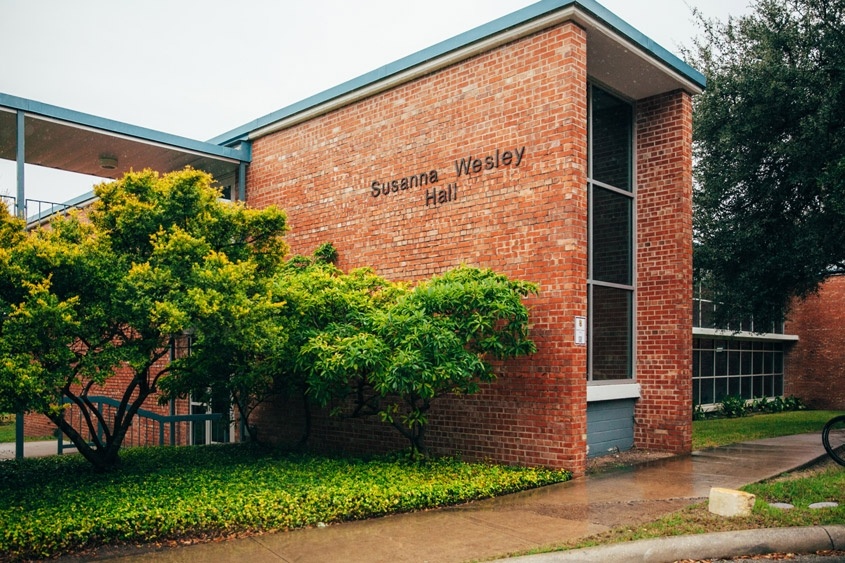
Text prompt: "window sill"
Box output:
[[587, 382, 641, 402]]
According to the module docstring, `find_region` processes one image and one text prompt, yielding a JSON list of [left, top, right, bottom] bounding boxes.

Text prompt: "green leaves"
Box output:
[[689, 0, 845, 328], [0, 167, 289, 469], [0, 445, 571, 560], [299, 264, 538, 453]]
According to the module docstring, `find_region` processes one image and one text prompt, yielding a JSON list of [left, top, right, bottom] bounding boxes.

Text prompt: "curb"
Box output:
[[500, 525, 845, 562]]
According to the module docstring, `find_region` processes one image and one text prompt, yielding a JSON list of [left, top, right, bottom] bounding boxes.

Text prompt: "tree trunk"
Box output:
[[296, 392, 311, 450], [50, 389, 152, 472]]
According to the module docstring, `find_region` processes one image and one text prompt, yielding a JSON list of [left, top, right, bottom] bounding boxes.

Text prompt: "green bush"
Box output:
[[0, 444, 570, 561], [695, 395, 806, 420], [719, 395, 748, 418], [754, 395, 805, 414]]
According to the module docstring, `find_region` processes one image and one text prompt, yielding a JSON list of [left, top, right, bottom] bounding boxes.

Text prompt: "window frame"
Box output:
[[587, 82, 636, 383]]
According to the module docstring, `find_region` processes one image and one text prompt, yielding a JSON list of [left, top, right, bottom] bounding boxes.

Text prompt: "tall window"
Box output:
[[587, 85, 634, 381]]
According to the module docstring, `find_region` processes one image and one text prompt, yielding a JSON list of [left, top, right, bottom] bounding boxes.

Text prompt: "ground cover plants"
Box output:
[[0, 443, 570, 561]]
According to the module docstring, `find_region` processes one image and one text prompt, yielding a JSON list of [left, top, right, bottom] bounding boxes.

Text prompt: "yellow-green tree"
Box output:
[[0, 168, 288, 470]]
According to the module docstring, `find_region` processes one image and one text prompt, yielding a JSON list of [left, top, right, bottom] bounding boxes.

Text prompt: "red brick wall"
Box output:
[[785, 275, 845, 410], [249, 22, 591, 473], [633, 90, 694, 453]]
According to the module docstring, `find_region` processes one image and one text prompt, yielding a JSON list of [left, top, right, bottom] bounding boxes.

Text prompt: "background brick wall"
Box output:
[[785, 274, 845, 409], [249, 22, 591, 473], [633, 90, 694, 453]]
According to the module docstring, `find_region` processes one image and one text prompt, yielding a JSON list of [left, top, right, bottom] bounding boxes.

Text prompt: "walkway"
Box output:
[[0, 439, 75, 459], [24, 432, 827, 563]]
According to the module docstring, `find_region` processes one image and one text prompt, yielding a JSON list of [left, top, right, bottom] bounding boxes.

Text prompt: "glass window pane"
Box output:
[[591, 285, 632, 380], [591, 87, 632, 190], [728, 350, 740, 375], [701, 349, 714, 378], [741, 376, 752, 400], [700, 300, 716, 329], [753, 376, 764, 397], [753, 352, 765, 375], [701, 377, 715, 404], [728, 376, 741, 396], [715, 348, 727, 376], [774, 373, 784, 396], [741, 350, 752, 374], [714, 377, 728, 402], [763, 375, 773, 397], [592, 187, 631, 285]]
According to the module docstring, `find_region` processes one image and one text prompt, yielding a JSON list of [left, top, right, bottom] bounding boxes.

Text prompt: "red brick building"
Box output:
[[208, 0, 703, 475], [6, 0, 705, 475], [785, 275, 845, 410]]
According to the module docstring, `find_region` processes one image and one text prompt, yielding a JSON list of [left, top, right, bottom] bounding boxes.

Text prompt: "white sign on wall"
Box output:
[[575, 316, 587, 346]]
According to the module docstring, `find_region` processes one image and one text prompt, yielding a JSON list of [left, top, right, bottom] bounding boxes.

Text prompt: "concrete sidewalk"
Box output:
[[0, 439, 76, 459], [31, 432, 836, 563]]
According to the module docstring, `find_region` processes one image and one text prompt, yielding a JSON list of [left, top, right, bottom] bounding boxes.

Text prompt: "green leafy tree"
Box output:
[[302, 265, 537, 454], [272, 249, 402, 446], [0, 168, 288, 470], [690, 0, 845, 329]]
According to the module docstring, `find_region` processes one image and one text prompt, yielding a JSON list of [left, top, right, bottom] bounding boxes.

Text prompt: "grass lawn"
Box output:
[[0, 419, 19, 443], [0, 443, 570, 561], [692, 409, 843, 450], [0, 417, 54, 443]]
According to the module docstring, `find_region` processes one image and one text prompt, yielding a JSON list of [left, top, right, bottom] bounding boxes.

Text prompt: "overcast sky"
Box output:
[[0, 0, 751, 205]]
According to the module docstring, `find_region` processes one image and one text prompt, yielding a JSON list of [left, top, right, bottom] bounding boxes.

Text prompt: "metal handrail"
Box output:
[[57, 395, 223, 454]]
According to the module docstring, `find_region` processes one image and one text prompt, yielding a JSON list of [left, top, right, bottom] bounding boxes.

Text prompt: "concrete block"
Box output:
[[708, 487, 756, 517], [809, 502, 839, 509]]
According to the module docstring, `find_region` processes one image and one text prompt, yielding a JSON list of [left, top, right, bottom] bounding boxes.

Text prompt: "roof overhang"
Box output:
[[211, 0, 706, 146], [0, 92, 250, 187]]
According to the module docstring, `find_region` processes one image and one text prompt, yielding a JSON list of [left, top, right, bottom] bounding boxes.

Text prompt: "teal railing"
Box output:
[[56, 396, 222, 454]]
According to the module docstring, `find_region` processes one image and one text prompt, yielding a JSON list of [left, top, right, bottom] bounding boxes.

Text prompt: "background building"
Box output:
[[784, 275, 845, 410]]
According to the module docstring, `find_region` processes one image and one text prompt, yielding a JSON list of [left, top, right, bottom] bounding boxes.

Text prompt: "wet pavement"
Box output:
[[7, 432, 828, 563]]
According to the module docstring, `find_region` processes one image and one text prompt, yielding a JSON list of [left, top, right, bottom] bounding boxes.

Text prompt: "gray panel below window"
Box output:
[[587, 399, 635, 458]]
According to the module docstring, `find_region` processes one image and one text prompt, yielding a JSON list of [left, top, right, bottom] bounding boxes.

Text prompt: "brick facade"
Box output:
[[247, 20, 694, 474], [784, 275, 845, 410], [12, 5, 700, 476], [250, 22, 590, 473], [633, 91, 694, 452]]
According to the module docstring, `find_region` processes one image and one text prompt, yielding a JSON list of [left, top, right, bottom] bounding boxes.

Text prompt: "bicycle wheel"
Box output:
[[822, 415, 845, 467]]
